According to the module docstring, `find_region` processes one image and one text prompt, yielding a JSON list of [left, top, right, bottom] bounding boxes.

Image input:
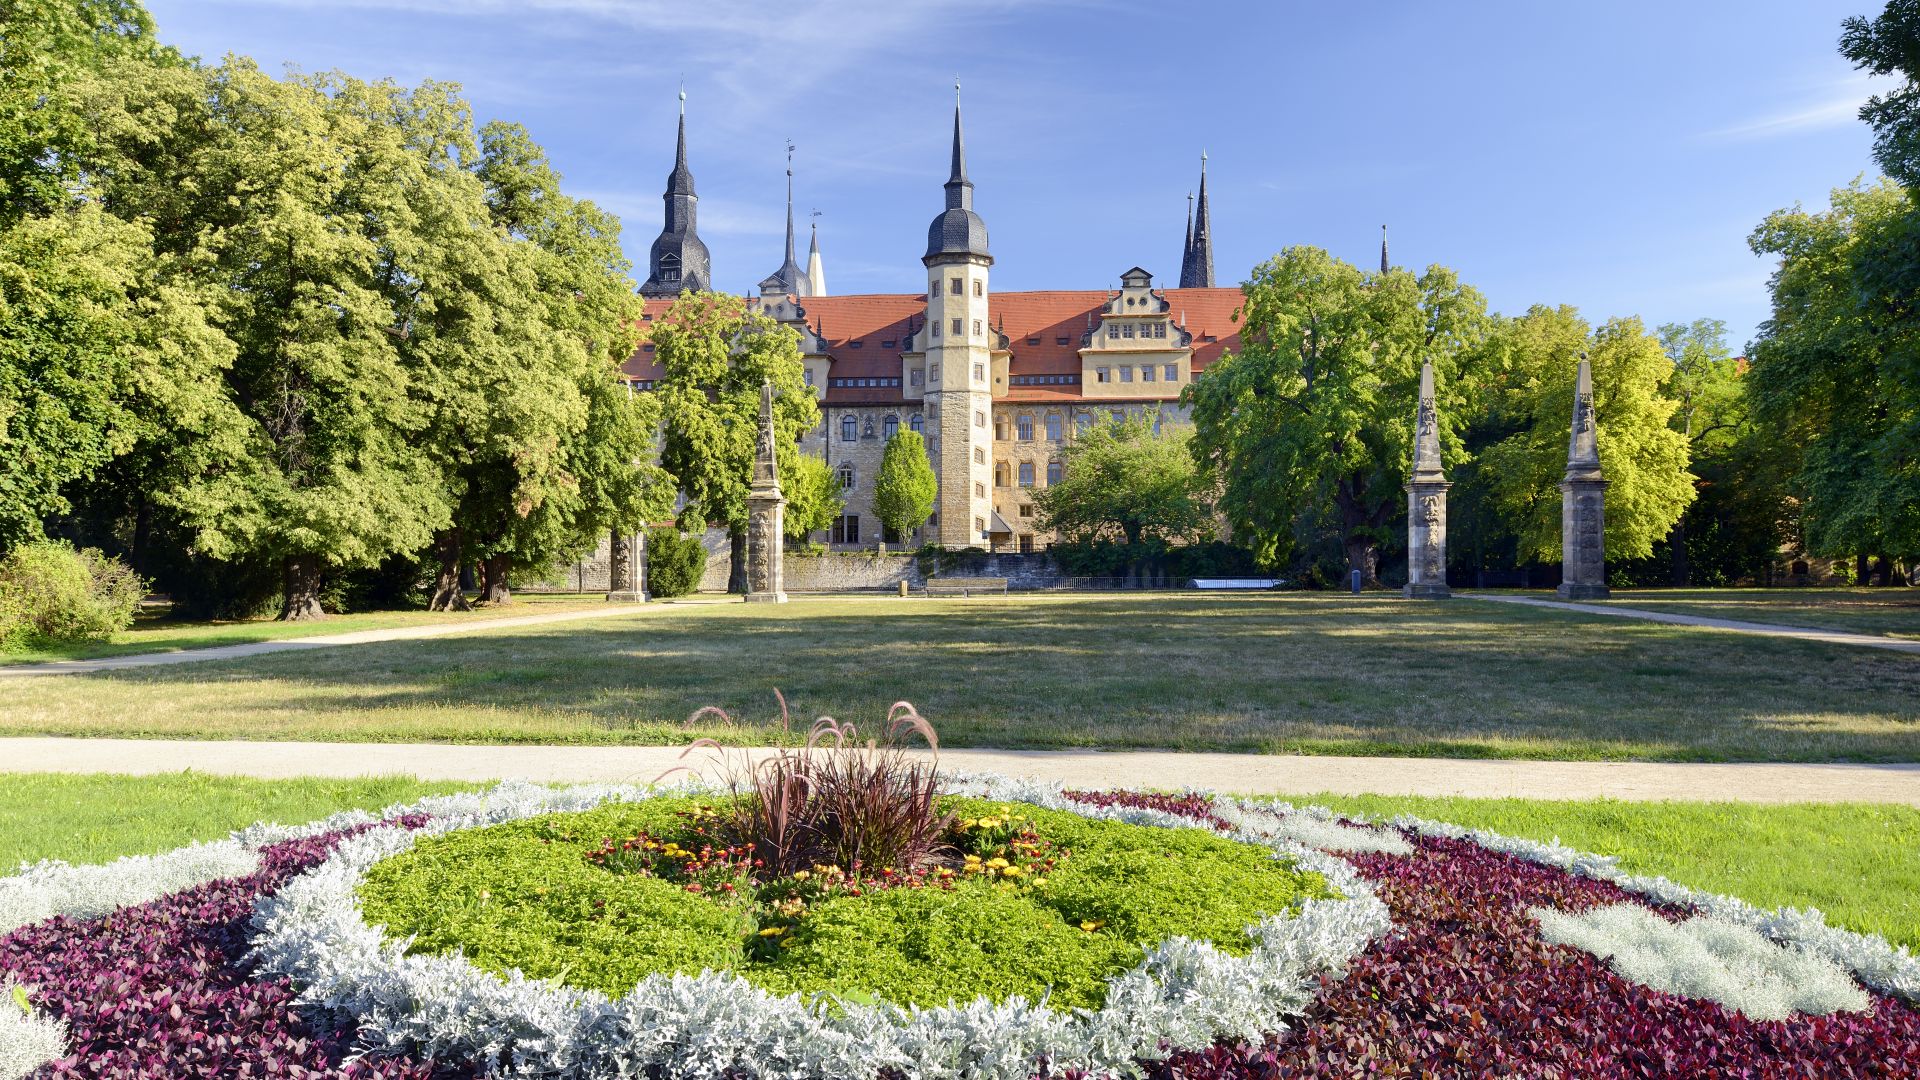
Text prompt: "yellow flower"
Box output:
[[999, 865, 1023, 878], [757, 926, 787, 937], [1032, 877, 1048, 887], [793, 870, 811, 881], [1079, 919, 1104, 932], [985, 857, 1010, 869]]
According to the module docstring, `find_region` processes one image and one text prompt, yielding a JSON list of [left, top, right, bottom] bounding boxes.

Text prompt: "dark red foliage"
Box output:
[[0, 821, 475, 1080], [1131, 834, 1920, 1079], [1063, 788, 1230, 831]]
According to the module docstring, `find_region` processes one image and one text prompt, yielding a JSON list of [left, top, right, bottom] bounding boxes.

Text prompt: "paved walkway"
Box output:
[[1466, 592, 1920, 655], [4, 738, 1916, 804], [0, 605, 668, 677]]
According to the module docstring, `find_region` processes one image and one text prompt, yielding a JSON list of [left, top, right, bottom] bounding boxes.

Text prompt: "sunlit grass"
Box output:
[[2, 594, 1916, 761], [1593, 588, 1920, 640]]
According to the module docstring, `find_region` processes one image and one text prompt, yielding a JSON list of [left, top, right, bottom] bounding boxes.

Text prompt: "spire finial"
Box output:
[[678, 79, 685, 115], [955, 76, 962, 103], [783, 140, 796, 267]]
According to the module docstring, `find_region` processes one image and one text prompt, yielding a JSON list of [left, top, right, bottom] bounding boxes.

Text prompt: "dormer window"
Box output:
[[849, 340, 863, 348], [1055, 336, 1070, 345]]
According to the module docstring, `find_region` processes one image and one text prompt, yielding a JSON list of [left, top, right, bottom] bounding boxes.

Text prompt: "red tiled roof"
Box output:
[[621, 288, 1243, 403]]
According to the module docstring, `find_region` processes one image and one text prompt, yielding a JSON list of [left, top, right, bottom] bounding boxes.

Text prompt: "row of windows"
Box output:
[[993, 460, 1064, 488], [1094, 364, 1180, 384], [933, 277, 985, 297], [839, 413, 924, 442], [1008, 374, 1080, 386], [1106, 321, 1169, 340], [829, 377, 902, 388]]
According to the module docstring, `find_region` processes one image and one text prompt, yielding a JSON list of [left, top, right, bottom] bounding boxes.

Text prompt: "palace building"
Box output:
[[622, 93, 1246, 552]]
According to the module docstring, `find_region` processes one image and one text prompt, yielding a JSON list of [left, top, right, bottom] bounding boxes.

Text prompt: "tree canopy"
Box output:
[[871, 430, 937, 549], [1035, 412, 1210, 548], [1186, 247, 1487, 580]]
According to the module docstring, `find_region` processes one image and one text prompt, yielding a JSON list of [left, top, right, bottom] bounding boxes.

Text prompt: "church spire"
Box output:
[[807, 213, 826, 296], [641, 86, 710, 298], [925, 79, 989, 262], [1181, 152, 1214, 288], [1180, 191, 1195, 287], [760, 141, 811, 297], [1380, 224, 1389, 274]]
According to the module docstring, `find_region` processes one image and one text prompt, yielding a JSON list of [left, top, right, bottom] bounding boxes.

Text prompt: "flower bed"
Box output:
[[1, 780, 1917, 1079]]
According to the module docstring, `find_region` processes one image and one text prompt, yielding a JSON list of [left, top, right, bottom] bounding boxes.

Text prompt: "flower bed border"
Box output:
[[246, 776, 1391, 1080]]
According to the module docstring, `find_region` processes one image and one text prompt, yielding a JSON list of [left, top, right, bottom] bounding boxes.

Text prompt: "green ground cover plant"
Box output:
[[4, 594, 1916, 762], [356, 794, 1333, 1009], [0, 772, 469, 866], [1288, 793, 1920, 949]]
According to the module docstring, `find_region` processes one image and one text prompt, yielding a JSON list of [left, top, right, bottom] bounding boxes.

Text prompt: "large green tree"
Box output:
[[871, 430, 936, 550], [782, 453, 843, 547], [1475, 309, 1695, 564], [1654, 319, 1778, 585], [1747, 179, 1920, 572], [1035, 412, 1210, 548], [1186, 247, 1488, 581], [1843, 1, 1920, 188], [651, 292, 818, 592]]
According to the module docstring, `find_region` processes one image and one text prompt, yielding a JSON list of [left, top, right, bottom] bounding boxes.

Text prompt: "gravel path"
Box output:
[[3, 738, 1916, 804], [1464, 593, 1920, 655]]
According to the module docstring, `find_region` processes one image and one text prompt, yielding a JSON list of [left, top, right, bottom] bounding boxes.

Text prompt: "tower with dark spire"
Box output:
[[1180, 152, 1214, 288], [1380, 225, 1390, 274], [759, 142, 812, 297], [1179, 191, 1195, 287], [923, 80, 995, 548], [640, 89, 711, 298]]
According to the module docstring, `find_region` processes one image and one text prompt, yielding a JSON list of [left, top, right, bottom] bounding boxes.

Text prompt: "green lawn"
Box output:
[[4, 772, 1914, 950], [0, 771, 470, 867], [1586, 587, 1920, 640], [2, 594, 1916, 761], [1, 593, 614, 664], [1290, 792, 1920, 950]]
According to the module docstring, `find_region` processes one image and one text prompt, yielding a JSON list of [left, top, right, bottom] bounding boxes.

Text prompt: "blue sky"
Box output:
[[144, 0, 1891, 348]]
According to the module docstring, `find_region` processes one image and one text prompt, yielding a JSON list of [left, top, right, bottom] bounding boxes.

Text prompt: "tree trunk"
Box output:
[[727, 528, 747, 594], [1857, 553, 1871, 586], [1872, 556, 1894, 587], [130, 498, 152, 579], [427, 528, 470, 611], [1343, 537, 1379, 587], [479, 554, 513, 604], [279, 555, 327, 621], [1669, 521, 1690, 587]]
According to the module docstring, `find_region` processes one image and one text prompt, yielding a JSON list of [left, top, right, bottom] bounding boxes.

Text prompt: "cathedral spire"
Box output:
[[1181, 152, 1214, 288], [1380, 224, 1389, 274], [641, 87, 710, 298], [1180, 191, 1195, 287], [784, 143, 796, 267]]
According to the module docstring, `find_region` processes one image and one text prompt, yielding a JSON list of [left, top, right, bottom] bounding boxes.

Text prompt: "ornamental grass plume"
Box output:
[[671, 697, 951, 878]]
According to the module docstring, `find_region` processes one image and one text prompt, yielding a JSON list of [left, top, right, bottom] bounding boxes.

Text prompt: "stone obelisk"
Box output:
[[1404, 361, 1451, 599], [743, 381, 788, 604], [606, 528, 647, 602], [1557, 353, 1609, 600]]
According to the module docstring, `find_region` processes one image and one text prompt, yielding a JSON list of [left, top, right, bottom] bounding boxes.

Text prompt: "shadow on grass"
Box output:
[[19, 595, 1917, 763]]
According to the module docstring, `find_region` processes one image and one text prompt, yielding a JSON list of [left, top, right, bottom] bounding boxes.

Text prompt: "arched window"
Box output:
[[883, 414, 899, 440], [1045, 414, 1063, 441], [909, 413, 924, 434], [994, 461, 1010, 488], [837, 464, 855, 490], [1047, 460, 1063, 486], [1016, 415, 1034, 441], [841, 415, 857, 442]]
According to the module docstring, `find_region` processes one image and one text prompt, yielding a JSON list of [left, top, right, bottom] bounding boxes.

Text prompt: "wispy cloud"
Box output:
[[1705, 73, 1893, 141]]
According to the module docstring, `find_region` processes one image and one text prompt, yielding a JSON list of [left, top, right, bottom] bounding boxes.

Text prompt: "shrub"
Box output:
[[645, 526, 708, 598], [0, 541, 144, 652]]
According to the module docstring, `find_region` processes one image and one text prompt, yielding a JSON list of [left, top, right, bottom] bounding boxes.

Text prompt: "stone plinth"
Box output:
[[1404, 483, 1451, 599]]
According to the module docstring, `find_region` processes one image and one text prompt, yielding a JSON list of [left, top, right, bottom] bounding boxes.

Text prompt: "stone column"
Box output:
[[744, 381, 789, 604], [1557, 353, 1610, 600], [606, 529, 648, 602], [1404, 360, 1451, 599]]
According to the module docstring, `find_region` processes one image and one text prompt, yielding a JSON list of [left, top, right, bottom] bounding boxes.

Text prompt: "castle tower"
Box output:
[[807, 220, 826, 296], [639, 90, 711, 298], [923, 82, 994, 548], [1404, 361, 1451, 599], [1180, 152, 1214, 288], [758, 143, 812, 297], [1557, 353, 1610, 600]]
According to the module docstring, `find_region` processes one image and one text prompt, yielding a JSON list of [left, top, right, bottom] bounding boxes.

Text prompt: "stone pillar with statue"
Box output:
[[1557, 353, 1610, 600], [1404, 360, 1451, 599], [744, 381, 789, 604], [606, 528, 647, 602]]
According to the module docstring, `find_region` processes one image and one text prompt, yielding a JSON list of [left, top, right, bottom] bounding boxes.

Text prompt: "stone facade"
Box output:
[[1557, 354, 1610, 600], [621, 95, 1241, 556]]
